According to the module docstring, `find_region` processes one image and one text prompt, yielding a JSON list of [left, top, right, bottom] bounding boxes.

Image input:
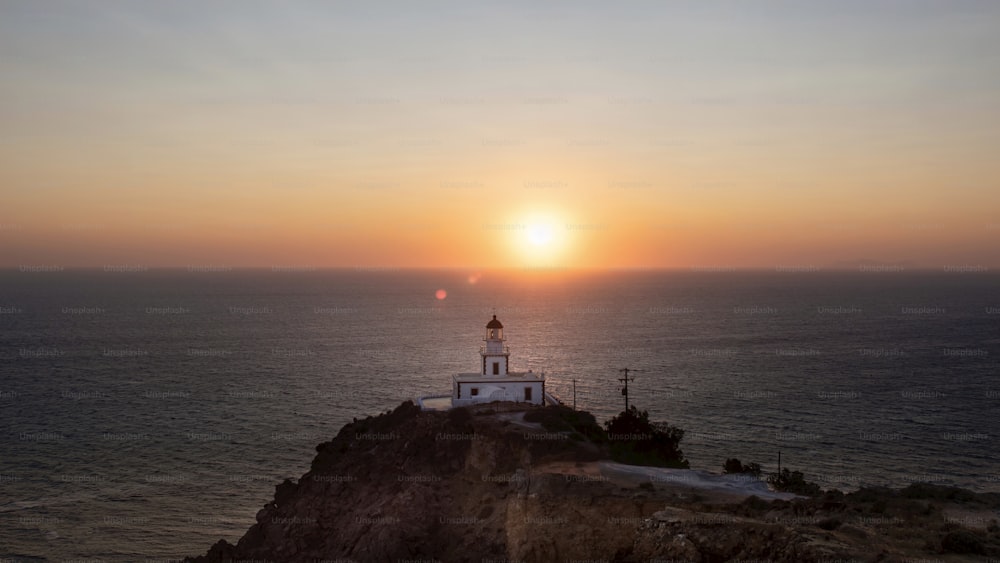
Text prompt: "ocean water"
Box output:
[[1, 269, 998, 561]]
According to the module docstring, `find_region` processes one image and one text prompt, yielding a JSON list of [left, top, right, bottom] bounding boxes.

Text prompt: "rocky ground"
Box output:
[[187, 401, 1000, 562]]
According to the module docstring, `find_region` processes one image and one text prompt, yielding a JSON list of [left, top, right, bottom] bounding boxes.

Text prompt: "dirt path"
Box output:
[[535, 460, 799, 502]]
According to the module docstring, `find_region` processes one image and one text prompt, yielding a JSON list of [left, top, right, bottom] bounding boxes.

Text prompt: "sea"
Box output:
[[1, 268, 998, 561]]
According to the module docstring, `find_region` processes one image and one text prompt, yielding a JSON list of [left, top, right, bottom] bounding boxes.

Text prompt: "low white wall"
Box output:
[[454, 380, 544, 406]]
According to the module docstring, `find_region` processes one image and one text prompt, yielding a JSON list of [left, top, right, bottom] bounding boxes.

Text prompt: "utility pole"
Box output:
[[618, 368, 638, 411], [572, 379, 577, 410]]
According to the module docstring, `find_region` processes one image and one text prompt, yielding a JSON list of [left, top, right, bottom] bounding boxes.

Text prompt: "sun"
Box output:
[[527, 223, 553, 246], [513, 212, 570, 265]]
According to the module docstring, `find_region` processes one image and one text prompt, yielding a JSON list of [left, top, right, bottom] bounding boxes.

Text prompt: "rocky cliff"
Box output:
[[188, 401, 1000, 562]]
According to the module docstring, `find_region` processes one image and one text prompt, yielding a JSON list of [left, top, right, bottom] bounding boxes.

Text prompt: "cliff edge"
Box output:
[[187, 401, 1000, 562]]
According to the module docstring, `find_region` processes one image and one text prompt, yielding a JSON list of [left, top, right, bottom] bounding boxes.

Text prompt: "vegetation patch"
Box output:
[[603, 406, 689, 468]]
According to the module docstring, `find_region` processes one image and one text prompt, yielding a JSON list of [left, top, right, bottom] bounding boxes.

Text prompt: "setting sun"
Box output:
[[527, 223, 553, 247], [512, 212, 571, 265]]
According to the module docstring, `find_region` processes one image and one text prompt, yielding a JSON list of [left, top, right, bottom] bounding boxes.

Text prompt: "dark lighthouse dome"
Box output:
[[486, 315, 503, 329]]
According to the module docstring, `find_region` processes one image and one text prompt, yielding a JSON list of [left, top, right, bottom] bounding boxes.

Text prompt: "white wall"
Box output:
[[453, 379, 544, 406]]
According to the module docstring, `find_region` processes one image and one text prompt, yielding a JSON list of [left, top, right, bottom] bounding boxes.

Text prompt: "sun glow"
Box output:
[[527, 223, 553, 246], [514, 212, 570, 265]]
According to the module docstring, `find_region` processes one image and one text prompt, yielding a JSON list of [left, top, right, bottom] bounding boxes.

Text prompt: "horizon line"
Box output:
[[2, 265, 996, 273]]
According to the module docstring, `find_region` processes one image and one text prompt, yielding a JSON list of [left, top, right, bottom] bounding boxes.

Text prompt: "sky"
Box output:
[[1, 0, 999, 269]]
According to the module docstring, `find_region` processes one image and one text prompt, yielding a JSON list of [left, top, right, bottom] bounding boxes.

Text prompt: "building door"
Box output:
[[524, 387, 532, 401], [492, 363, 499, 375]]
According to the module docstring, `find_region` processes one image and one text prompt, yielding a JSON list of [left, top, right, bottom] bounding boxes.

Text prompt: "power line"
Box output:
[[617, 367, 642, 411]]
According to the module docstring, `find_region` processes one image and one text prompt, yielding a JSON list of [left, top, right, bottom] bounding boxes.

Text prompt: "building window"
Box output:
[[492, 363, 499, 375], [471, 388, 478, 396], [524, 387, 532, 401]]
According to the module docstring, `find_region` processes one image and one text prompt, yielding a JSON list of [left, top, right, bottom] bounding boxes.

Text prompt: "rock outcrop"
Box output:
[[188, 401, 1000, 562]]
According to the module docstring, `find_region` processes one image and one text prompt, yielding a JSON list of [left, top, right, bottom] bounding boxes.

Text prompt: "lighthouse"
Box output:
[[452, 315, 546, 406]]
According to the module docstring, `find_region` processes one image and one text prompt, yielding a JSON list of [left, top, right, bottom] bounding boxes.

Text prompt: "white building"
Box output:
[[452, 315, 546, 407]]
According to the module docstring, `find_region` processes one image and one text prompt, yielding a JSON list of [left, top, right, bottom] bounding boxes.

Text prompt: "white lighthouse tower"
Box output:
[[482, 315, 509, 376], [451, 315, 546, 406]]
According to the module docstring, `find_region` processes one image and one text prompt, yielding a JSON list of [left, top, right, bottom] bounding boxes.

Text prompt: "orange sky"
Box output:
[[2, 2, 999, 269]]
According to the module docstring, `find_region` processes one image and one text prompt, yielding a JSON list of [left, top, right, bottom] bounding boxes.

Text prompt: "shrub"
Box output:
[[941, 529, 985, 554], [816, 517, 842, 530], [767, 468, 822, 497], [901, 483, 978, 504], [603, 405, 689, 468], [447, 406, 473, 427], [723, 458, 762, 477], [524, 405, 605, 441]]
